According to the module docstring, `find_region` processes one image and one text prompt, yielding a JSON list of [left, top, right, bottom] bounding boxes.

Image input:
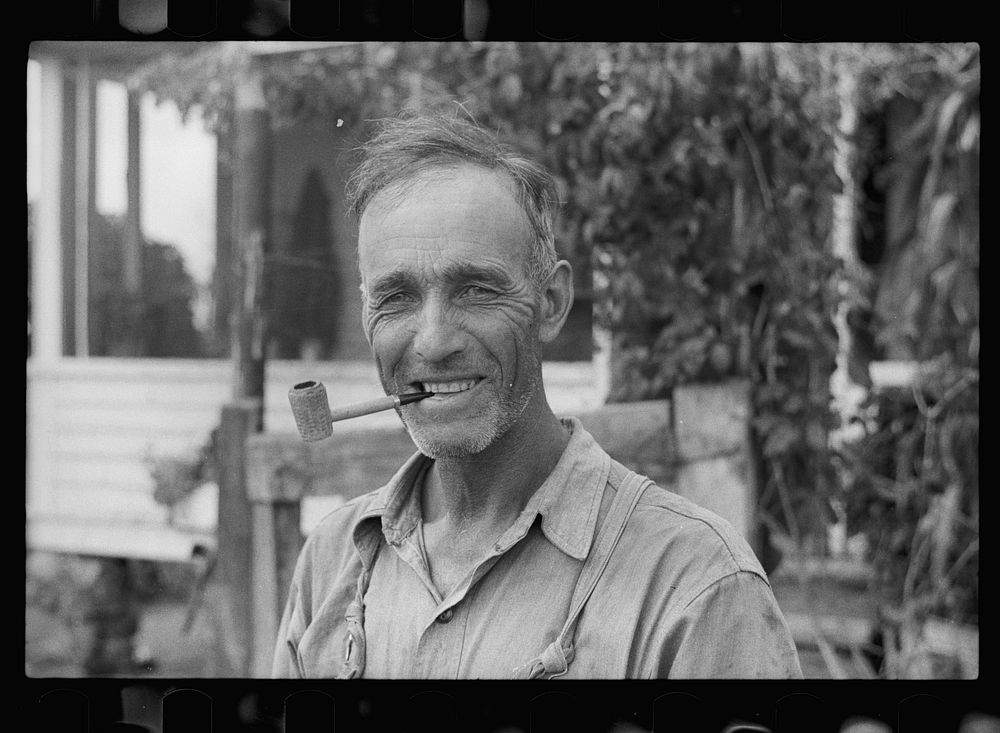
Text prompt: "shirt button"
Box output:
[[436, 608, 455, 623]]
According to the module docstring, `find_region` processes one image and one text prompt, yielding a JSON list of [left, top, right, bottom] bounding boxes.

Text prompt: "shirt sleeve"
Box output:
[[271, 582, 304, 678], [661, 570, 803, 679], [271, 533, 317, 678]]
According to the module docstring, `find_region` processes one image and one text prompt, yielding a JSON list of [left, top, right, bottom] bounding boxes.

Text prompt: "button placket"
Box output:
[[415, 599, 467, 678]]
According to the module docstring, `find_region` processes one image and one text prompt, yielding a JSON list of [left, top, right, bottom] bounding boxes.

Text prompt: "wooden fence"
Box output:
[[25, 357, 604, 562], [242, 379, 757, 676]]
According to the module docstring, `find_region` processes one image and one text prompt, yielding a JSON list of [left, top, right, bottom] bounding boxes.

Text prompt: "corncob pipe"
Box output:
[[288, 380, 433, 442]]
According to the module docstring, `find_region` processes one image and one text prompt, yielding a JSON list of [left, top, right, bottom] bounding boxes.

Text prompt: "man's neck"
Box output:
[[421, 404, 570, 533]]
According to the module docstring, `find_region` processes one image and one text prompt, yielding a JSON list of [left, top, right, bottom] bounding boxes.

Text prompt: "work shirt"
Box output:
[[272, 418, 803, 678]]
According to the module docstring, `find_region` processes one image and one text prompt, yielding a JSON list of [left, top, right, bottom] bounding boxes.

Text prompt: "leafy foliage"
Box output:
[[867, 47, 979, 366], [127, 41, 858, 541], [130, 44, 979, 674], [832, 44, 979, 676], [841, 363, 978, 623]]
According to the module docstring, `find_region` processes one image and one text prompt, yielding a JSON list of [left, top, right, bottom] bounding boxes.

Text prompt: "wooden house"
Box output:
[[26, 41, 606, 566]]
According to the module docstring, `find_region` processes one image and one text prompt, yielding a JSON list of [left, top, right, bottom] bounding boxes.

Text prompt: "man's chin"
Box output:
[[405, 426, 496, 459]]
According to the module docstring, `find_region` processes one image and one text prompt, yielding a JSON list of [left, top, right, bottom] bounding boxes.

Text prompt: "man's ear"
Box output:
[[538, 260, 575, 344]]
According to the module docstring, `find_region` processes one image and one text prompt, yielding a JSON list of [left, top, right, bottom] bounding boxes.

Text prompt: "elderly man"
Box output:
[[272, 113, 802, 679]]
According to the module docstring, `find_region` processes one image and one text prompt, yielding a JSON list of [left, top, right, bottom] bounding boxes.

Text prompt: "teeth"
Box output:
[[421, 379, 478, 394]]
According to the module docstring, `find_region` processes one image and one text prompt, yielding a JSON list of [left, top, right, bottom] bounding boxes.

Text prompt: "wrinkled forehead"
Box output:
[[357, 165, 534, 274]]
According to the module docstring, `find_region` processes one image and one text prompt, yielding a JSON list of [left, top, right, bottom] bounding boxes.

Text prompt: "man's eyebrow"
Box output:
[[366, 270, 416, 297], [367, 262, 518, 296], [438, 261, 518, 288]]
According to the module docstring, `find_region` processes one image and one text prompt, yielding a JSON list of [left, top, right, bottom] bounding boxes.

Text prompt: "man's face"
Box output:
[[357, 165, 546, 458]]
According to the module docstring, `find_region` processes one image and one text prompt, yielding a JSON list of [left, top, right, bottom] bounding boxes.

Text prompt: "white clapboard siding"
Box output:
[[26, 357, 600, 561], [51, 485, 172, 523]]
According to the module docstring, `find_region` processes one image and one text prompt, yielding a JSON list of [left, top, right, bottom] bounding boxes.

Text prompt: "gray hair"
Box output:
[[346, 112, 560, 288]]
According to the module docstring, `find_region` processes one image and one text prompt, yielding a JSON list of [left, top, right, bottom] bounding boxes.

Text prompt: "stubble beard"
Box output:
[[399, 370, 539, 458]]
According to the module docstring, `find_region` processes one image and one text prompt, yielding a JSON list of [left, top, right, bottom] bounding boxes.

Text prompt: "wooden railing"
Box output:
[[241, 380, 756, 677]]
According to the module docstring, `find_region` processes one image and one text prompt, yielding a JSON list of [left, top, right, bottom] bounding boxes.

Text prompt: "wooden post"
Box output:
[[206, 400, 259, 677], [28, 56, 65, 520], [212, 114, 234, 358], [231, 65, 271, 420], [249, 496, 302, 677], [123, 88, 142, 295], [74, 58, 95, 357], [244, 436, 309, 677], [32, 55, 65, 364], [672, 380, 760, 553], [210, 59, 274, 677], [60, 68, 77, 356]]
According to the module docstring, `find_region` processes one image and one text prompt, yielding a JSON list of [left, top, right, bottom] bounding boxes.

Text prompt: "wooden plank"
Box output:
[[675, 453, 755, 539], [52, 381, 231, 408], [26, 357, 601, 560], [53, 459, 159, 486], [52, 432, 209, 459], [672, 380, 751, 462], [25, 355, 377, 383], [47, 474, 156, 497], [28, 359, 598, 411], [246, 400, 675, 503], [785, 612, 876, 651], [27, 357, 232, 383], [27, 366, 60, 515], [575, 400, 674, 484], [48, 493, 166, 524], [772, 557, 875, 586], [246, 425, 416, 503], [52, 408, 222, 435], [27, 515, 213, 562]]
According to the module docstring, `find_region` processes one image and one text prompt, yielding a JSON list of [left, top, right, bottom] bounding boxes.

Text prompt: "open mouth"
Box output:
[[408, 378, 484, 396]]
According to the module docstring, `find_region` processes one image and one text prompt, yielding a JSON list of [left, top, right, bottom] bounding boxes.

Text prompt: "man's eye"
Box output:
[[377, 292, 413, 307]]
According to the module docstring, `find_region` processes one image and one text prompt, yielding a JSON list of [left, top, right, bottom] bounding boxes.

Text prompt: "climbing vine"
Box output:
[[131, 45, 979, 673]]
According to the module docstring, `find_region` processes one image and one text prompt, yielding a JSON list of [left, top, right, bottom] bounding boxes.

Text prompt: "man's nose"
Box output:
[[412, 297, 466, 362]]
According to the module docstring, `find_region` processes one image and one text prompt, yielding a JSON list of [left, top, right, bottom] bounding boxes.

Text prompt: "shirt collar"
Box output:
[[350, 417, 611, 567], [351, 450, 430, 570], [526, 417, 611, 560]]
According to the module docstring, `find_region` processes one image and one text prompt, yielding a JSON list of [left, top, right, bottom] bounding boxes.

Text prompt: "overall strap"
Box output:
[[514, 469, 652, 679], [336, 540, 382, 679]]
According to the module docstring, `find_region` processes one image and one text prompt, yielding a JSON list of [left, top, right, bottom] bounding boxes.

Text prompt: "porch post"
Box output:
[[73, 59, 96, 357], [123, 88, 142, 295], [231, 63, 271, 421], [210, 59, 275, 677], [33, 56, 65, 364]]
